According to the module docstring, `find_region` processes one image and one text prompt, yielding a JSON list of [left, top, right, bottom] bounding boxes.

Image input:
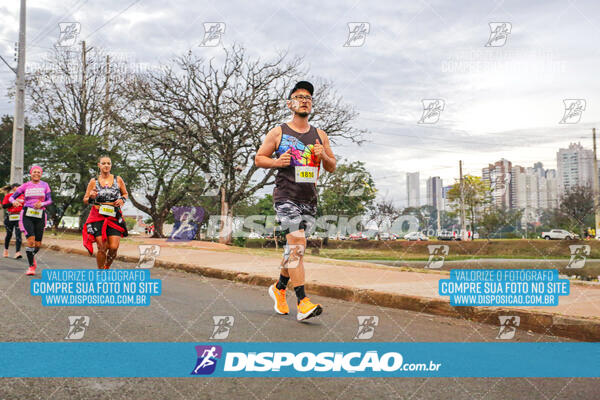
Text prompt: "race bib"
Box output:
[[295, 166, 318, 183], [98, 205, 116, 217], [25, 208, 43, 218], [8, 214, 20, 221]]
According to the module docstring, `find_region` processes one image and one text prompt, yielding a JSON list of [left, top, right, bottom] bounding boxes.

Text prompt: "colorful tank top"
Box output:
[[95, 175, 121, 203], [273, 123, 321, 205]]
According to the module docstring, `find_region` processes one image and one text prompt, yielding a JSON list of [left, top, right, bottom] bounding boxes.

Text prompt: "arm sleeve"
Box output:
[[8, 186, 24, 203], [41, 187, 53, 207]]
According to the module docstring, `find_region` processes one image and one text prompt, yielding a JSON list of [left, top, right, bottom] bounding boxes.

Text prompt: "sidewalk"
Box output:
[[43, 236, 600, 341]]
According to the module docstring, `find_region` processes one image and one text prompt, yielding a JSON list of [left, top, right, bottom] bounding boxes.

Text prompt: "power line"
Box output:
[[30, 0, 90, 47], [83, 0, 142, 40]]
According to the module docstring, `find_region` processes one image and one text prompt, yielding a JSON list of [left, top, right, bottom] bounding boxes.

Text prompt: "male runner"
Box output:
[[255, 81, 337, 321]]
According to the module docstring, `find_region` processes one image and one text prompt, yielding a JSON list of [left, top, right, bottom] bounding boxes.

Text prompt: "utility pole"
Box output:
[[10, 0, 26, 184], [593, 128, 600, 239], [80, 40, 87, 136], [436, 179, 442, 235], [219, 186, 229, 244], [459, 160, 466, 240], [104, 54, 110, 146], [437, 207, 441, 235]]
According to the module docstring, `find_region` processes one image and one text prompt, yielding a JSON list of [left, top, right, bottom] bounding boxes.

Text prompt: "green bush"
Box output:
[[124, 217, 137, 231], [233, 236, 247, 247]]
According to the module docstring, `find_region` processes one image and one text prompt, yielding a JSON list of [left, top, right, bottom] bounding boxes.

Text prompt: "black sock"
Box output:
[[294, 285, 306, 304], [276, 274, 290, 290], [26, 247, 35, 267]]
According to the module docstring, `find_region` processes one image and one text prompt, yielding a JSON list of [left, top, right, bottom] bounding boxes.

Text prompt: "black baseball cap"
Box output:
[[288, 81, 314, 99]]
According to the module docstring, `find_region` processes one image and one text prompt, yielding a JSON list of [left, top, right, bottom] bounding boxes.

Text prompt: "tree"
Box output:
[[447, 175, 490, 232], [559, 185, 595, 237], [318, 160, 376, 217], [234, 194, 276, 217], [24, 47, 130, 229], [368, 198, 402, 238], [479, 207, 523, 240], [0, 115, 44, 186], [121, 138, 206, 237], [119, 45, 365, 243]]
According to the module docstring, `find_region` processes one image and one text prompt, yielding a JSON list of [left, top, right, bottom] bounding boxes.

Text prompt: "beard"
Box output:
[[295, 111, 309, 118]]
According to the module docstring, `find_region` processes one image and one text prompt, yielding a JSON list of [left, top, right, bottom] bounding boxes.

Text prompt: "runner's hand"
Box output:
[[12, 200, 21, 208], [313, 139, 324, 159], [276, 149, 291, 167], [114, 198, 124, 207], [33, 201, 43, 209], [89, 189, 98, 199]]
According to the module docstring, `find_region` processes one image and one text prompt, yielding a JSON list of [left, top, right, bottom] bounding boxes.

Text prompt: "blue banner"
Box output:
[[0, 342, 598, 377]]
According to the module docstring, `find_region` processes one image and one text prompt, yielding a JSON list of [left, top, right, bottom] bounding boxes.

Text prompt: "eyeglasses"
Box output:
[[292, 95, 312, 102]]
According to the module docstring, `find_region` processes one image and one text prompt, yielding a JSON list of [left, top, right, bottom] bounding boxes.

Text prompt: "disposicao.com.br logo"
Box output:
[[190, 345, 442, 376]]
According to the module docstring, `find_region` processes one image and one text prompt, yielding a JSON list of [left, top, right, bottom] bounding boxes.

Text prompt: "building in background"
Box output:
[[482, 159, 513, 208], [543, 169, 559, 209], [426, 176, 443, 210], [512, 162, 559, 223], [406, 172, 420, 207], [556, 142, 593, 196], [442, 185, 453, 212]]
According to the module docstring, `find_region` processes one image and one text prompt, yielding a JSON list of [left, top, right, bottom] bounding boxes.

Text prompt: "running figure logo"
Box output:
[[136, 245, 160, 269], [65, 316, 90, 340], [418, 99, 445, 124], [485, 22, 511, 47], [58, 172, 81, 197], [567, 245, 590, 269], [56, 22, 81, 48], [169, 206, 204, 242], [191, 345, 222, 375], [200, 23, 226, 47], [210, 316, 234, 340], [490, 171, 511, 197], [496, 316, 520, 340], [354, 316, 379, 340], [559, 99, 586, 124], [343, 23, 370, 47], [425, 245, 449, 269]]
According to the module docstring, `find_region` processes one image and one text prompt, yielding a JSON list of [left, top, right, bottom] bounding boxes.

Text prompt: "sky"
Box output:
[[1, 0, 600, 208]]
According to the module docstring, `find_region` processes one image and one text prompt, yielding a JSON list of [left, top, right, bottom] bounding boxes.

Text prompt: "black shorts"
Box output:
[[274, 200, 317, 235], [22, 208, 46, 241], [87, 220, 123, 238]]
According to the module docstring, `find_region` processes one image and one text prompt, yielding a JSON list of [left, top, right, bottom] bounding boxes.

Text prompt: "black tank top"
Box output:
[[95, 175, 121, 203], [273, 123, 321, 206]]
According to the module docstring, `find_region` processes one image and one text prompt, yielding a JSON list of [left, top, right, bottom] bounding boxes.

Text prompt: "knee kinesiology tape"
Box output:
[[280, 244, 305, 269]]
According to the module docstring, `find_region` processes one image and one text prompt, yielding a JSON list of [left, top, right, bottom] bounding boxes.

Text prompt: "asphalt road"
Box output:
[[0, 249, 598, 400]]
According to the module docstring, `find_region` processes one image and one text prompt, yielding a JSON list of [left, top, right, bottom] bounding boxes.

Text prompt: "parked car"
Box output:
[[541, 229, 579, 240], [349, 232, 369, 240], [404, 232, 429, 241], [437, 230, 457, 241]]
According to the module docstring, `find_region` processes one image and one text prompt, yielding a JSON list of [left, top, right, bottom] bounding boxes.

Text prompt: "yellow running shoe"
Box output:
[[269, 284, 289, 315], [297, 297, 323, 321]]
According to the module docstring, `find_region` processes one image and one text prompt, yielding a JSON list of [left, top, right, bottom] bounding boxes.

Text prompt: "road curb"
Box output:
[[47, 244, 600, 342]]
